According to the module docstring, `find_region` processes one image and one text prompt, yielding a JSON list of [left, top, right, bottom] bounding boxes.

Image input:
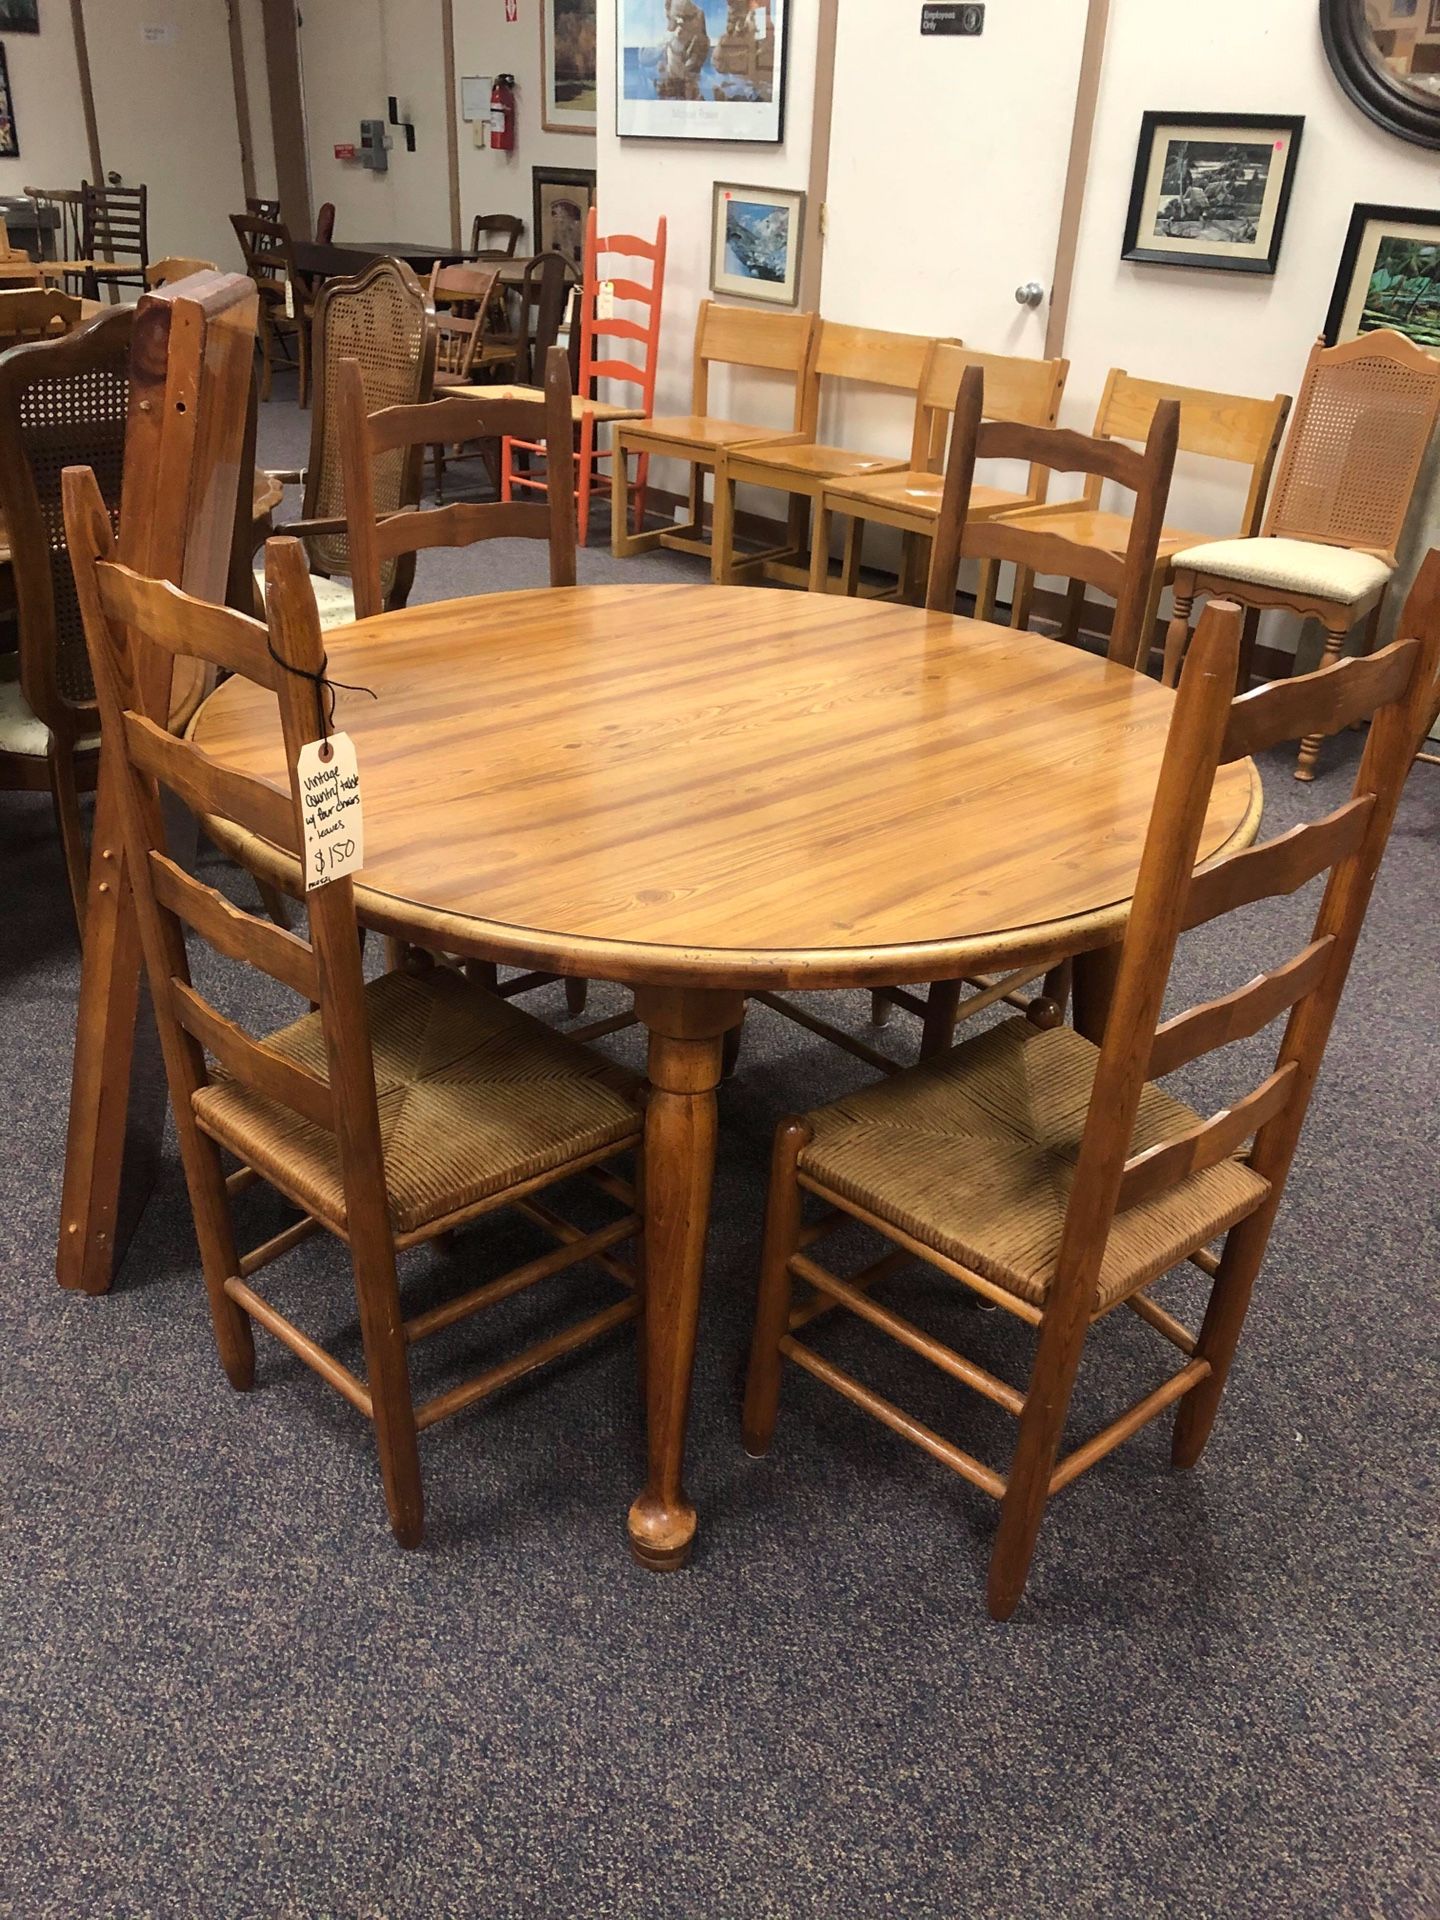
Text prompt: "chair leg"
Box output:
[[256, 880, 291, 930], [840, 516, 863, 598], [1135, 567, 1167, 674], [1161, 581, 1195, 688], [500, 436, 515, 504], [1295, 610, 1353, 780], [975, 558, 999, 624], [808, 500, 833, 594], [870, 989, 892, 1026], [712, 465, 738, 585], [565, 976, 589, 1015], [1171, 1213, 1271, 1469], [1010, 565, 1035, 634], [742, 1118, 811, 1456], [258, 314, 273, 403], [432, 441, 444, 503], [1035, 957, 1072, 1025], [577, 415, 595, 549], [351, 1237, 425, 1548], [721, 1009, 745, 1080], [464, 959, 500, 991], [987, 1302, 1089, 1620], [48, 745, 89, 938], [610, 432, 630, 559], [185, 1127, 259, 1392], [1236, 605, 1261, 693], [919, 978, 963, 1058], [1058, 577, 1086, 647], [298, 316, 310, 410], [634, 451, 650, 536]]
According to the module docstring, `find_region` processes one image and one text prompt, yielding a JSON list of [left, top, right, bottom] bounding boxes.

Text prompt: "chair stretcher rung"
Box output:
[[787, 1246, 913, 1331], [414, 1295, 639, 1430], [753, 992, 899, 1075], [224, 1276, 373, 1418], [780, 1336, 1006, 1499], [404, 1214, 638, 1343], [512, 1195, 640, 1292], [567, 1009, 640, 1043], [1048, 1357, 1210, 1495], [1123, 1291, 1198, 1353], [789, 1251, 1026, 1415], [239, 1212, 323, 1277]]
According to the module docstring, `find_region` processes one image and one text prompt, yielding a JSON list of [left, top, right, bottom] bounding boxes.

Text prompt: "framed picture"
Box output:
[[1431, 0, 1440, 29], [1121, 112, 1304, 274], [541, 0, 597, 134], [1323, 203, 1440, 349], [532, 164, 596, 270], [0, 2, 39, 30], [710, 181, 803, 305], [0, 48, 18, 158], [617, 0, 787, 144]]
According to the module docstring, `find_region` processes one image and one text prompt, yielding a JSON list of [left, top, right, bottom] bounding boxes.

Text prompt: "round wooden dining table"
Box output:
[[191, 582, 1261, 1571]]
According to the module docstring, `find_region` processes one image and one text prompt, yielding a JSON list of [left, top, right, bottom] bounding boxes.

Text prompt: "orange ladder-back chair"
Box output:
[[501, 208, 666, 548]]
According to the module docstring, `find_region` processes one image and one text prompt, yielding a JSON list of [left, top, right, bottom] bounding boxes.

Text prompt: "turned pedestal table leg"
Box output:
[[627, 985, 745, 1572]]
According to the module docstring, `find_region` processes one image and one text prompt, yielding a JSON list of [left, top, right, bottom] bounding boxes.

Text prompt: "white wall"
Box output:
[[0, 10, 89, 200], [237, 0, 277, 204]]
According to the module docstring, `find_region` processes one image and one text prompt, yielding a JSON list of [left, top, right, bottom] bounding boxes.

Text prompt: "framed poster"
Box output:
[[1121, 112, 1304, 275], [0, 2, 39, 30], [617, 0, 787, 144], [542, 0, 597, 134], [1324, 202, 1440, 349], [0, 47, 18, 157], [710, 181, 803, 305], [533, 164, 596, 269]]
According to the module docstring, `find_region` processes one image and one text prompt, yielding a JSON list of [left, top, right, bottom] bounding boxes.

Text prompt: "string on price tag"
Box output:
[[297, 733, 365, 892]]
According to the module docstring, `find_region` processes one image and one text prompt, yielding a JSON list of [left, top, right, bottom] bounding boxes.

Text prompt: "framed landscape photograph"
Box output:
[[617, 0, 787, 144], [1122, 112, 1304, 274], [0, 2, 39, 30], [541, 0, 597, 134], [0, 48, 18, 158], [532, 164, 596, 270], [1324, 202, 1440, 348], [710, 181, 803, 305]]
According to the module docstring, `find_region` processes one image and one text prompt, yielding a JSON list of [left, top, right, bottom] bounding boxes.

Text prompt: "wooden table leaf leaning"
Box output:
[[188, 583, 1259, 1569]]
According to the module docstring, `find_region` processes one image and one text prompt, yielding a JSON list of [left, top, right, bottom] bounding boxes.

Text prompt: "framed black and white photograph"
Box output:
[[0, 2, 39, 31], [1323, 202, 1440, 348], [709, 181, 803, 305], [0, 47, 18, 157], [1122, 112, 1304, 274], [532, 164, 596, 270], [541, 0, 597, 134], [617, 0, 787, 144]]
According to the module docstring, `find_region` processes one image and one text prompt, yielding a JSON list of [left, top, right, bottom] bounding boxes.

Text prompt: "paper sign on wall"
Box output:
[[297, 734, 365, 891], [461, 76, 493, 122], [141, 22, 177, 44]]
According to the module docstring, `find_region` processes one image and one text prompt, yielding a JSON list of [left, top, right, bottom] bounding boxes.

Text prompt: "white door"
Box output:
[[821, 1, 1088, 357]]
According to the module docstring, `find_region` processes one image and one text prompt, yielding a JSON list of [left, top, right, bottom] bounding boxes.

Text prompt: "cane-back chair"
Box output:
[[81, 181, 149, 301], [501, 209, 666, 548], [0, 287, 83, 344], [230, 213, 313, 404], [712, 321, 941, 590], [746, 554, 1440, 1619], [263, 257, 436, 629], [0, 307, 135, 927], [992, 368, 1290, 663], [1164, 329, 1440, 779], [815, 342, 1070, 605], [65, 476, 646, 1548], [611, 299, 817, 564]]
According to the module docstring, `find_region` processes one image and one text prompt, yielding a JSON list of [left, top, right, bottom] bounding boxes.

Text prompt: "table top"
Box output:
[[291, 238, 486, 278], [456, 379, 644, 424], [191, 585, 1261, 990]]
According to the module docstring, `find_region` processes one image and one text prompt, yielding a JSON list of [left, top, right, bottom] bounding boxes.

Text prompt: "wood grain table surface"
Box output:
[[192, 582, 1261, 1568]]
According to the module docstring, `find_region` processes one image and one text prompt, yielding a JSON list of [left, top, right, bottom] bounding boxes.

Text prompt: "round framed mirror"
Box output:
[[1321, 0, 1440, 149]]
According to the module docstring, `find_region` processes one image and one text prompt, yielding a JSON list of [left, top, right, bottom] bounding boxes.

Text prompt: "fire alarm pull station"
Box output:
[[333, 143, 357, 163]]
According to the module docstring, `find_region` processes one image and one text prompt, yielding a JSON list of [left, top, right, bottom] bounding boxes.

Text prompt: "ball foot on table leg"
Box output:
[[628, 1492, 697, 1572]]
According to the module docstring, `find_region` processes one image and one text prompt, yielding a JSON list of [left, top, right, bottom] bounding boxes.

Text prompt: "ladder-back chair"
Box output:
[[471, 212, 525, 258], [426, 261, 515, 497], [712, 322, 941, 590], [815, 342, 1070, 606], [65, 476, 647, 1548], [81, 181, 149, 301], [264, 256, 436, 629], [611, 298, 817, 564], [994, 368, 1291, 663], [745, 556, 1440, 1619], [501, 209, 666, 548], [1164, 329, 1440, 778], [230, 212, 312, 404]]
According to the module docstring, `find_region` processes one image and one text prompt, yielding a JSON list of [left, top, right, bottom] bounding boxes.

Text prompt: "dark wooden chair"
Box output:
[[246, 196, 282, 222], [229, 212, 313, 405], [65, 481, 647, 1547], [315, 201, 336, 245], [81, 181, 149, 301], [745, 554, 1440, 1619], [510, 248, 577, 387], [0, 306, 133, 927], [470, 212, 524, 258]]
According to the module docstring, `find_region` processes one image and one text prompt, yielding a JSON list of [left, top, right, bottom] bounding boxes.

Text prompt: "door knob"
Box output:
[[1014, 280, 1046, 308]]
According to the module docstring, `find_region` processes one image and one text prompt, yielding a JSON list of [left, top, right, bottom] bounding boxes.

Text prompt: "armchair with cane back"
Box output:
[[745, 552, 1440, 1619], [64, 473, 648, 1548]]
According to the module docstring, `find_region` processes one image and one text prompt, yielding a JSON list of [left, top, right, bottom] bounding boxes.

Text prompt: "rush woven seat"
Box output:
[[800, 1017, 1269, 1311], [193, 967, 641, 1240]]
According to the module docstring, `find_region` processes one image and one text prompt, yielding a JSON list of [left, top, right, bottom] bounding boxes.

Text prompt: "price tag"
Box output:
[[597, 279, 615, 321], [283, 277, 295, 319], [297, 733, 364, 891]]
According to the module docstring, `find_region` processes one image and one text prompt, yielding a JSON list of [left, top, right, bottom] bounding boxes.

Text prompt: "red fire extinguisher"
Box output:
[[490, 74, 516, 151]]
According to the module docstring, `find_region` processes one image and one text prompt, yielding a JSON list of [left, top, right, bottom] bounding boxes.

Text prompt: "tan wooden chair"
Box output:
[[993, 368, 1291, 664], [610, 299, 817, 563], [745, 555, 1440, 1619], [426, 261, 519, 496], [0, 286, 83, 344], [1163, 330, 1440, 779], [230, 212, 313, 404], [711, 323, 941, 589], [145, 256, 219, 289], [64, 477, 646, 1548], [261, 256, 437, 631], [814, 343, 1070, 606]]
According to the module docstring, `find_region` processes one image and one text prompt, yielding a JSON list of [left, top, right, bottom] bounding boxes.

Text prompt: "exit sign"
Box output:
[[921, 3, 984, 32]]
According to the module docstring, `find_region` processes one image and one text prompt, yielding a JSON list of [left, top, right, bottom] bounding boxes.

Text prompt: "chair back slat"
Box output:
[[1148, 938, 1334, 1082], [427, 262, 501, 381], [340, 345, 577, 619], [1220, 640, 1421, 763], [698, 300, 814, 374], [1096, 370, 1290, 467], [1181, 799, 1373, 933], [150, 852, 320, 1001], [0, 287, 82, 342], [1116, 1064, 1298, 1215], [916, 344, 1068, 471], [124, 710, 301, 858], [170, 980, 336, 1131], [96, 560, 280, 690], [470, 211, 523, 256]]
